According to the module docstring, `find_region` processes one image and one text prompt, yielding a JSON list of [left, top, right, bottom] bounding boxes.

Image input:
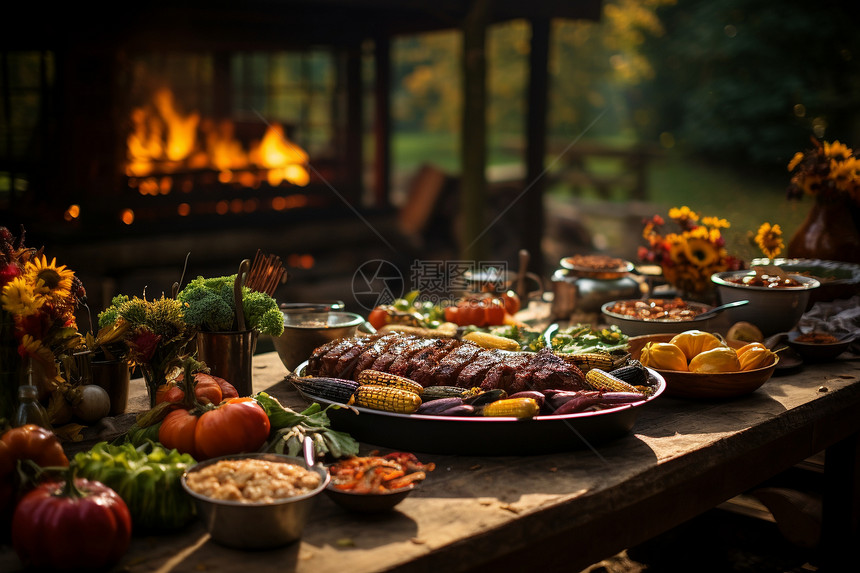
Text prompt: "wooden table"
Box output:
[[3, 351, 859, 572]]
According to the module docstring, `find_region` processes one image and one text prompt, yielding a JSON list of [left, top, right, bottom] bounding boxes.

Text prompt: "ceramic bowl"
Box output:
[[786, 330, 853, 362], [324, 484, 415, 513], [601, 299, 714, 337], [181, 453, 330, 549], [627, 334, 779, 399], [272, 310, 365, 371], [711, 271, 820, 336]]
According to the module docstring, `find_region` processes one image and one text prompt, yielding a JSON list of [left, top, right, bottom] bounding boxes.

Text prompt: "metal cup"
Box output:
[[196, 330, 259, 397]]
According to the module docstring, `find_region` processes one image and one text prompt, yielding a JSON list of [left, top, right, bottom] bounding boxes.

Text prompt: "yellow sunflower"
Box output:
[[669, 206, 698, 223], [755, 222, 784, 259], [24, 255, 75, 303], [1, 276, 44, 316], [683, 236, 720, 268]]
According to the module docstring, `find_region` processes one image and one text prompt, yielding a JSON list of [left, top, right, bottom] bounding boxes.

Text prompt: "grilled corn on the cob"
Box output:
[[558, 352, 626, 373], [462, 331, 521, 351], [481, 397, 540, 419], [353, 385, 423, 414], [584, 368, 642, 393], [357, 369, 424, 395], [289, 375, 359, 403]]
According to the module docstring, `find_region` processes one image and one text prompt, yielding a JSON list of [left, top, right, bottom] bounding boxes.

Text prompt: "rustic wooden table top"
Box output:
[[3, 349, 859, 573]]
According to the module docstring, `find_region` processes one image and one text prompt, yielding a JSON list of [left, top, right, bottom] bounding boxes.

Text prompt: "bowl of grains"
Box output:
[[181, 453, 330, 549], [601, 298, 715, 336]]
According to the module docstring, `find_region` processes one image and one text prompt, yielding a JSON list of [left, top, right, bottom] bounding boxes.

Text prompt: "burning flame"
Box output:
[[126, 88, 309, 188]]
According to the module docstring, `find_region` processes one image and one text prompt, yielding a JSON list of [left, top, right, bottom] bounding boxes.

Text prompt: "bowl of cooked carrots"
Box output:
[[324, 452, 435, 513]]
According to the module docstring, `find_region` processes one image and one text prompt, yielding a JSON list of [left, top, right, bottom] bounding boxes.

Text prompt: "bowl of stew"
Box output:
[[273, 310, 366, 371], [601, 298, 714, 336], [711, 270, 820, 336]]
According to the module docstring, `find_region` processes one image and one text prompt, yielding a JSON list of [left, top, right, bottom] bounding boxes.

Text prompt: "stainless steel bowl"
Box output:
[[181, 453, 330, 549], [601, 299, 715, 336], [272, 310, 366, 371]]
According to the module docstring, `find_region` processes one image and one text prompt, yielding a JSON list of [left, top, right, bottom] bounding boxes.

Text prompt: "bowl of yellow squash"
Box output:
[[626, 331, 779, 399]]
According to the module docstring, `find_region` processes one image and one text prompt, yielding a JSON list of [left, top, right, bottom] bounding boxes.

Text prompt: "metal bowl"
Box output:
[[181, 453, 330, 549], [711, 271, 820, 336], [272, 310, 366, 371], [601, 299, 714, 336]]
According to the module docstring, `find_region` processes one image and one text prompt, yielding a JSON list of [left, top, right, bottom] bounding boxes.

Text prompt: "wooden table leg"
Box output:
[[821, 431, 860, 570]]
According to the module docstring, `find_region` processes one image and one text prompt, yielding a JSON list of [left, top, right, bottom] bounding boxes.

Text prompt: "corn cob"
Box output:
[[557, 352, 619, 373], [462, 331, 521, 351], [608, 360, 648, 386], [357, 369, 424, 395], [584, 368, 643, 394], [289, 375, 359, 403], [353, 385, 423, 414], [481, 397, 540, 419], [422, 385, 470, 400]]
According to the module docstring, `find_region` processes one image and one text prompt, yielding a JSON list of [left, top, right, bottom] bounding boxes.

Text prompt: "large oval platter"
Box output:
[[293, 361, 665, 456]]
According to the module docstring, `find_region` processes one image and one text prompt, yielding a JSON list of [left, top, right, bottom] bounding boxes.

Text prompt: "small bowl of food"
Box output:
[[711, 270, 820, 336], [181, 453, 330, 549], [601, 298, 714, 337], [325, 452, 435, 513], [272, 310, 366, 371], [786, 330, 854, 362]]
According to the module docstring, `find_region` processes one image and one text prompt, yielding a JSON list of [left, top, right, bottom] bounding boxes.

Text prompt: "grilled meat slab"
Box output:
[[305, 333, 586, 392]]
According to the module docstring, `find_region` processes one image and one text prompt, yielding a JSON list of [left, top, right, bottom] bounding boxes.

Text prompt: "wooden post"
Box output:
[[373, 34, 391, 208], [524, 15, 551, 275], [344, 41, 363, 205], [461, 0, 490, 262]]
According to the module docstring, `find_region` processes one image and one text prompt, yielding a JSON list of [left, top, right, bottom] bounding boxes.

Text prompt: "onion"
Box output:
[[73, 385, 111, 423]]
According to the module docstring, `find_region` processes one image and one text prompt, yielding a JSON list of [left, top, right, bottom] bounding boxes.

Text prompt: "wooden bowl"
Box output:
[[324, 484, 414, 513], [627, 334, 779, 399]]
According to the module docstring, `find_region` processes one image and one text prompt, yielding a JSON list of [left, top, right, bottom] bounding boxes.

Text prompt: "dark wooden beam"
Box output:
[[344, 42, 364, 205], [523, 16, 551, 274], [373, 35, 391, 208], [461, 0, 490, 261]]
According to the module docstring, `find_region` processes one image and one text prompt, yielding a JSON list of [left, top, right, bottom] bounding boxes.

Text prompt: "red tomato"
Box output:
[[457, 300, 486, 327], [500, 290, 521, 315], [156, 373, 239, 406], [483, 298, 506, 326], [194, 398, 271, 460], [0, 425, 69, 515], [158, 398, 271, 460], [443, 305, 460, 325], [12, 477, 132, 570], [367, 307, 389, 330]]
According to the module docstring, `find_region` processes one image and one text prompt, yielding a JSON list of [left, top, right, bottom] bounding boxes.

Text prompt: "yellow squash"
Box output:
[[669, 330, 725, 361], [688, 346, 741, 373], [736, 344, 777, 371], [640, 342, 689, 371]]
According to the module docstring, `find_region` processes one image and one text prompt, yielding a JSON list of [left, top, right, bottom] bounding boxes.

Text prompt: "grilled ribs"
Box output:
[[305, 333, 586, 392]]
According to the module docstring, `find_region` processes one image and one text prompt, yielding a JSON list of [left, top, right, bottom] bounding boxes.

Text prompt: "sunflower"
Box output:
[[683, 236, 720, 268], [1, 276, 44, 316], [24, 255, 75, 304], [754, 222, 784, 260]]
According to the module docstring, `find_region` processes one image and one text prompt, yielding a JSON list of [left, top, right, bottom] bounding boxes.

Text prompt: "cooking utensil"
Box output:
[[302, 435, 316, 468], [234, 259, 250, 332], [695, 299, 750, 320], [246, 249, 288, 296], [516, 249, 530, 301]]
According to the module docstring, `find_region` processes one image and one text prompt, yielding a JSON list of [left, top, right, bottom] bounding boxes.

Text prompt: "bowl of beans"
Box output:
[[181, 453, 330, 549], [601, 298, 714, 336], [711, 270, 820, 336], [786, 330, 854, 362]]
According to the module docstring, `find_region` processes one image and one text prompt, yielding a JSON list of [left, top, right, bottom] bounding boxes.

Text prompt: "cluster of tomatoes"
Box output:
[[442, 292, 520, 327]]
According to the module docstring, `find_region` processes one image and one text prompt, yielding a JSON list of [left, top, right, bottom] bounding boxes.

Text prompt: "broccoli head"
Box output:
[[177, 274, 283, 336]]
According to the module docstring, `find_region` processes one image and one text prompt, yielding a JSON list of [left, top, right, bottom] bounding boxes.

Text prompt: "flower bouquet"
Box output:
[[0, 226, 87, 423], [97, 294, 194, 408]]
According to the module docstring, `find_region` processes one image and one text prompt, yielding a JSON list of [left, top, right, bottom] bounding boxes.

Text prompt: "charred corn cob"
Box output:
[[609, 360, 648, 386], [353, 385, 423, 414], [558, 352, 621, 373], [357, 369, 424, 395], [462, 331, 521, 351], [289, 375, 359, 403], [584, 368, 643, 394], [421, 385, 471, 400], [481, 397, 540, 419]]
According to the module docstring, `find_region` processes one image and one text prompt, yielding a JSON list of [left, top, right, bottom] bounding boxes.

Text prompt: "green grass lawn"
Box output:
[[391, 131, 812, 262]]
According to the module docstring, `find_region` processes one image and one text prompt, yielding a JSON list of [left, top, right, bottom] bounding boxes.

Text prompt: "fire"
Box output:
[[125, 88, 310, 188]]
